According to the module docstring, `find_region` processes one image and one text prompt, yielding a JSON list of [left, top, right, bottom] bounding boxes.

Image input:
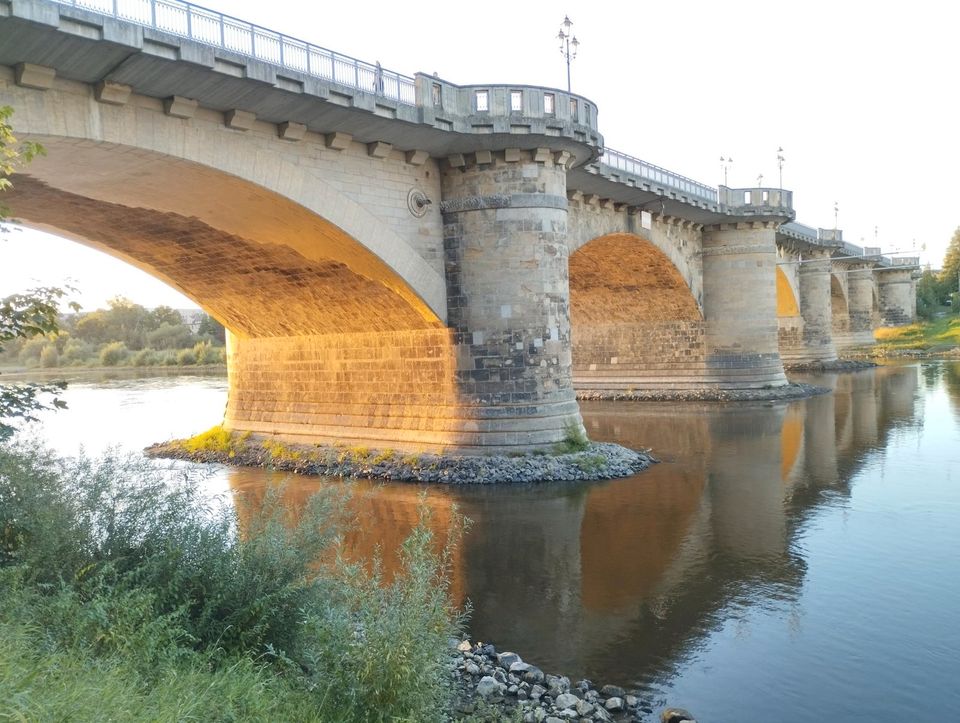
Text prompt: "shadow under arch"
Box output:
[[569, 232, 707, 391]]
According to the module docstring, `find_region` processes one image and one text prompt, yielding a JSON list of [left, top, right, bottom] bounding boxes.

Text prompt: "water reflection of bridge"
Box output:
[[227, 364, 925, 686]]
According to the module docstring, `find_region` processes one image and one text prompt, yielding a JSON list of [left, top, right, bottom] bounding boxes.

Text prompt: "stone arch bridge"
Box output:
[[0, 0, 919, 452]]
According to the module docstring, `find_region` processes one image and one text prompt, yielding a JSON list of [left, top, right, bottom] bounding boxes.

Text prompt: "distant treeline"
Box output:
[[0, 297, 227, 368]]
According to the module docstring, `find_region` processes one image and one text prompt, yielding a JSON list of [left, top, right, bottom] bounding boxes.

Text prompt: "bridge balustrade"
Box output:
[[599, 149, 718, 203], [54, 0, 417, 104]]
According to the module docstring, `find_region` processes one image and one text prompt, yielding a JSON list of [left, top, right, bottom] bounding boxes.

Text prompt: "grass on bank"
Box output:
[[0, 443, 465, 722], [872, 316, 960, 353]]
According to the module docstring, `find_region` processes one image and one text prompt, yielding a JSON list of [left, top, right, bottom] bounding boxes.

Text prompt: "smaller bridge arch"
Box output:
[[570, 232, 708, 392]]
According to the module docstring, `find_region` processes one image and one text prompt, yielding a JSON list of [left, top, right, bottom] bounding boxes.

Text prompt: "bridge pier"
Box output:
[[877, 268, 917, 327], [793, 249, 838, 363], [840, 265, 878, 348], [701, 223, 788, 388], [438, 150, 584, 447]]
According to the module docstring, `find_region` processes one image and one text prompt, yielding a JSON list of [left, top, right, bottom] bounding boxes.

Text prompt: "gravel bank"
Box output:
[[146, 438, 656, 484], [577, 381, 827, 403]]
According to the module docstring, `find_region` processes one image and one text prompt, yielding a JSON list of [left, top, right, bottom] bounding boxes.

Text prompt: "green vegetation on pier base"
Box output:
[[0, 443, 464, 721]]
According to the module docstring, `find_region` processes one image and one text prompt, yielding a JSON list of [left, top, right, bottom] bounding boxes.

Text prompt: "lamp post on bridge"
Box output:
[[557, 15, 579, 93], [777, 146, 785, 188], [720, 156, 732, 186]]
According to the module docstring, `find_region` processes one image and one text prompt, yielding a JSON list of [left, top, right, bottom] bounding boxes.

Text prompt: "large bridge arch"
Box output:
[[3, 73, 447, 320], [569, 232, 708, 391]]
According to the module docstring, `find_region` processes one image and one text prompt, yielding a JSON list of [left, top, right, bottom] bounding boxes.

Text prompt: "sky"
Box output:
[[1, 0, 957, 310]]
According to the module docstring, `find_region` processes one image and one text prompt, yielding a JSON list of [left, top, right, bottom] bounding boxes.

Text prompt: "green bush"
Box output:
[[38, 344, 59, 368], [0, 444, 463, 721], [131, 348, 159, 367], [98, 341, 128, 367], [16, 335, 47, 367], [175, 348, 196, 365], [146, 322, 195, 351], [61, 339, 94, 366]]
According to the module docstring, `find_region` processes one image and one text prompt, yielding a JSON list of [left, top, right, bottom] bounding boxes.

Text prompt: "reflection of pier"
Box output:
[[226, 364, 921, 686]]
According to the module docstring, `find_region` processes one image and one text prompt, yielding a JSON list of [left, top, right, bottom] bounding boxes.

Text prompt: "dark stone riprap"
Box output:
[[450, 640, 697, 722]]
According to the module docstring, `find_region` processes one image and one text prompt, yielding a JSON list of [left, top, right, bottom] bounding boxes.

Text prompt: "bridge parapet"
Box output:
[[718, 186, 794, 219], [414, 75, 601, 159]]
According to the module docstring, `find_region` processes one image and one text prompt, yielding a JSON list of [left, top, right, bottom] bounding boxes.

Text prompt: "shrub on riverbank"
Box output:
[[0, 443, 464, 721], [871, 317, 960, 355]]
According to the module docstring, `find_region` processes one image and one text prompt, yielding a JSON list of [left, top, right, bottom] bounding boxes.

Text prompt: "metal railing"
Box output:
[[55, 0, 417, 104], [600, 148, 718, 203], [781, 221, 819, 241]]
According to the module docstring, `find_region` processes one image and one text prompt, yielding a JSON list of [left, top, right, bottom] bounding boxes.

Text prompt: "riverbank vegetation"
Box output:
[[871, 316, 960, 356], [0, 443, 465, 721], [0, 296, 227, 369]]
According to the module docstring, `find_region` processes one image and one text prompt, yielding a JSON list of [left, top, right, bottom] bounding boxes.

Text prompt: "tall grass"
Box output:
[[0, 443, 464, 721]]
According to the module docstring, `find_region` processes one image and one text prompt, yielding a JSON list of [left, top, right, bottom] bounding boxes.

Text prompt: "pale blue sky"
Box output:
[[1, 0, 956, 310]]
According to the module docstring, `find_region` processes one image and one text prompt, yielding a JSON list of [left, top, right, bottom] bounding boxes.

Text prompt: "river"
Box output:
[[8, 362, 960, 722]]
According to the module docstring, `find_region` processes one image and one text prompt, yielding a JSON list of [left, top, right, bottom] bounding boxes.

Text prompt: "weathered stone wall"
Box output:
[[572, 321, 707, 390], [439, 149, 584, 445], [701, 224, 787, 388], [225, 330, 467, 450]]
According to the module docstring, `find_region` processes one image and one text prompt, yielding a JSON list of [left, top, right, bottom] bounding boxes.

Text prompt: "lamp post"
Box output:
[[557, 15, 579, 93], [777, 146, 785, 188], [720, 156, 732, 186], [834, 201, 839, 233]]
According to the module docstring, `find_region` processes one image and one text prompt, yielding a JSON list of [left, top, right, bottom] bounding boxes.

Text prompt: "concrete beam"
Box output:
[[277, 121, 306, 141], [474, 149, 493, 165], [224, 109, 256, 131], [94, 80, 131, 106], [14, 63, 55, 90], [163, 96, 198, 119], [405, 149, 429, 166], [504, 148, 521, 163], [324, 132, 352, 150], [367, 141, 393, 159]]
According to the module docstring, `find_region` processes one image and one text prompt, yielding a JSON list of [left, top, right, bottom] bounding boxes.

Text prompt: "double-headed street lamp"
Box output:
[[720, 156, 733, 186], [558, 15, 579, 93], [777, 146, 785, 188]]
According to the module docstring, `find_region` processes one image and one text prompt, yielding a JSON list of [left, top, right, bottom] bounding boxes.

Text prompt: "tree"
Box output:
[[939, 227, 960, 294], [0, 288, 74, 439], [0, 106, 66, 440], [197, 312, 226, 344]]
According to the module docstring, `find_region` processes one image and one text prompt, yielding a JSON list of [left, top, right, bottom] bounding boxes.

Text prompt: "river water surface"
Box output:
[[12, 362, 960, 722]]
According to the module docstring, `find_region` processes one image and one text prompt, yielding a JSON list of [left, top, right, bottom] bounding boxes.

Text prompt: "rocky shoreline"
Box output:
[[450, 640, 696, 723], [146, 437, 656, 485], [577, 381, 827, 403]]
